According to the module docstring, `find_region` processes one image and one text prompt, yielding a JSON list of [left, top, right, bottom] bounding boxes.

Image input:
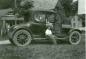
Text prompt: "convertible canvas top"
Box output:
[[23, 0, 58, 11]]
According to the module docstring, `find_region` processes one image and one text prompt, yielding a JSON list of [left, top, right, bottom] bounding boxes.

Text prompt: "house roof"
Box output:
[[23, 0, 58, 11]]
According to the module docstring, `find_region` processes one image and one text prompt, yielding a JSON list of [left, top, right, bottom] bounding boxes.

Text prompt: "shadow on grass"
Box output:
[[31, 39, 69, 45]]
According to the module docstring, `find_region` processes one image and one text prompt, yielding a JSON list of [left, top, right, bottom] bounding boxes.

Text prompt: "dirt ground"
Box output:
[[0, 34, 85, 59]]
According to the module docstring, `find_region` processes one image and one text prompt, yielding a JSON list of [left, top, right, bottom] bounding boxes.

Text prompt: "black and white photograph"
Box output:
[[0, 0, 85, 59]]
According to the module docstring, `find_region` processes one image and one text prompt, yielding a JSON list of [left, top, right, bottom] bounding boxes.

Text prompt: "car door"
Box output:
[[30, 12, 46, 34]]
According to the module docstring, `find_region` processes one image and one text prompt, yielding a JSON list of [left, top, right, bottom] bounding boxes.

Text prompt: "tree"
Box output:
[[79, 14, 85, 27], [0, 0, 14, 9], [14, 0, 34, 22], [71, 1, 78, 16], [55, 0, 78, 17], [60, 0, 73, 17]]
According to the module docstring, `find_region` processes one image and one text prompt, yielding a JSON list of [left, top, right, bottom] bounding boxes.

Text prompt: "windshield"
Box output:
[[34, 12, 46, 23]]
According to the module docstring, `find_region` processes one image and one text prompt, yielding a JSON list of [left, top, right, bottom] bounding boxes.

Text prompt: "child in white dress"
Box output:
[[45, 22, 57, 44]]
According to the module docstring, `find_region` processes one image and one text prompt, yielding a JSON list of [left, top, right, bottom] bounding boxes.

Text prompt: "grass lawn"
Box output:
[[0, 34, 85, 59]]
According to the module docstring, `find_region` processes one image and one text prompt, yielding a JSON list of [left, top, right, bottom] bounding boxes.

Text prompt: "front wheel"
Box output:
[[69, 31, 81, 45], [12, 29, 32, 46]]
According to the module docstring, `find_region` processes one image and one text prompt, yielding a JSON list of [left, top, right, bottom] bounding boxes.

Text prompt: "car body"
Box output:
[[8, 0, 82, 46]]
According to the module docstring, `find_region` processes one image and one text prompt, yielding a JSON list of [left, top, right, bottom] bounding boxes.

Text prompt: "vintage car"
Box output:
[[8, 0, 82, 46]]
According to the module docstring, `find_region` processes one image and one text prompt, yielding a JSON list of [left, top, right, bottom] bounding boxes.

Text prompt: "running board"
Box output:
[[33, 37, 67, 40], [34, 38, 46, 40], [57, 37, 66, 40]]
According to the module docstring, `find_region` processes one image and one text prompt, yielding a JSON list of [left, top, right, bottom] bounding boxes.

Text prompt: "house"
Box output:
[[0, 8, 12, 35], [0, 8, 12, 27], [71, 15, 83, 30], [0, 8, 12, 18]]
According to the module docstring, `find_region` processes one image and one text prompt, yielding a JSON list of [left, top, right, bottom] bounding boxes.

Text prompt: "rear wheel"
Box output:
[[69, 31, 81, 45], [12, 29, 32, 46]]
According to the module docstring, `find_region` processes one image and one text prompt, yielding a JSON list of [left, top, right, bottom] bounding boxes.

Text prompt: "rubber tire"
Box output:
[[12, 29, 32, 46], [69, 31, 81, 45]]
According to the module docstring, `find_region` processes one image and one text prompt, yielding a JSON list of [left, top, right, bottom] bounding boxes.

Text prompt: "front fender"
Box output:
[[8, 23, 32, 39], [68, 28, 82, 35]]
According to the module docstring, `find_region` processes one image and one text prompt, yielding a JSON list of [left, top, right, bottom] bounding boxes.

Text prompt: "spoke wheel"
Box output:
[[12, 29, 32, 46], [69, 31, 81, 45]]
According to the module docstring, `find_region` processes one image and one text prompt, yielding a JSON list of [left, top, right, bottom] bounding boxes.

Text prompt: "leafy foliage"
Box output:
[[0, 0, 78, 18], [78, 14, 85, 27], [0, 0, 14, 9], [58, 0, 73, 17], [56, 0, 78, 17], [14, 0, 33, 17], [71, 1, 78, 16]]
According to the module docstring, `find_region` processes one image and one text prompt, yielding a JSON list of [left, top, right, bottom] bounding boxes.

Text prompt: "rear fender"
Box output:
[[68, 29, 82, 35]]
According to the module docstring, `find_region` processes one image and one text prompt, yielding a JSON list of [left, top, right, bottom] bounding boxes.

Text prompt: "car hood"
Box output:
[[9, 23, 31, 31]]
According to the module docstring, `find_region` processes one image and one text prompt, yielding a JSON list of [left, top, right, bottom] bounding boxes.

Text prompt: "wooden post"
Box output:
[[1, 20, 6, 40], [15, 0, 17, 8]]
